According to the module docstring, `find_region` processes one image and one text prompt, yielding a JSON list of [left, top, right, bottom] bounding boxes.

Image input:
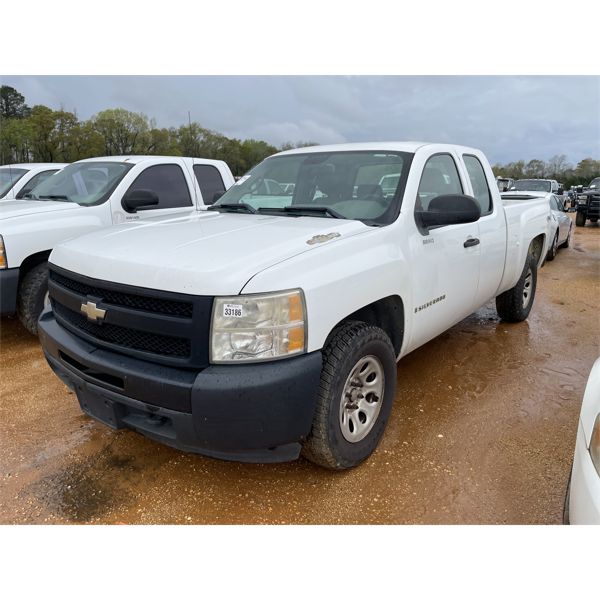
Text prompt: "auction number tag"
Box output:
[[223, 303, 243, 318]]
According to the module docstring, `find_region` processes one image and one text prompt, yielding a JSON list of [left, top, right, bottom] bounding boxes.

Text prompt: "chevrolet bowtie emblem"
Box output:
[[80, 301, 106, 322]]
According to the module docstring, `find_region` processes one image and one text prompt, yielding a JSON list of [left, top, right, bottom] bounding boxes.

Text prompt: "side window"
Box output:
[[417, 154, 463, 211], [126, 164, 192, 210], [193, 164, 226, 205], [463, 155, 492, 215], [16, 169, 59, 198]]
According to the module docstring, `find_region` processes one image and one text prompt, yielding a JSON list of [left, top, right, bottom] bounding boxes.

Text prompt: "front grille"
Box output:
[[50, 270, 193, 318], [48, 266, 213, 368], [54, 302, 191, 358]]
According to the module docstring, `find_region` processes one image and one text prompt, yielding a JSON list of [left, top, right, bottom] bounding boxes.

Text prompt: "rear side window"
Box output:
[[463, 155, 492, 215], [417, 154, 463, 211], [126, 164, 192, 210], [193, 164, 225, 205], [16, 169, 59, 199]]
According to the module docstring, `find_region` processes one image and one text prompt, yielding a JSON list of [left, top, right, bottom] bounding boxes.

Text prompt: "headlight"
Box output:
[[578, 195, 588, 204], [210, 289, 306, 363], [0, 235, 7, 269], [590, 413, 600, 478]]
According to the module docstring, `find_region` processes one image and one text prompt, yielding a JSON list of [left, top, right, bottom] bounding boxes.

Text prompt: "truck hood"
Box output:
[[50, 211, 370, 295], [0, 199, 80, 220]]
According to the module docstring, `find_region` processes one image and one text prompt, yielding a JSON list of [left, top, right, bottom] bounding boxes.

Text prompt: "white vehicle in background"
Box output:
[[40, 142, 551, 469], [496, 176, 514, 192], [502, 191, 572, 261], [510, 178, 560, 194], [565, 357, 600, 524], [0, 155, 235, 334], [0, 163, 68, 201]]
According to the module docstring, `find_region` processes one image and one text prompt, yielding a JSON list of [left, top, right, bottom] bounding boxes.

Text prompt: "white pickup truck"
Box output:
[[0, 163, 68, 201], [0, 155, 235, 334], [39, 142, 551, 469]]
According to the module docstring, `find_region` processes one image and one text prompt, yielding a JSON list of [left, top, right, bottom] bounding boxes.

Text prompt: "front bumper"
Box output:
[[568, 420, 600, 524], [39, 309, 323, 463], [0, 268, 19, 316]]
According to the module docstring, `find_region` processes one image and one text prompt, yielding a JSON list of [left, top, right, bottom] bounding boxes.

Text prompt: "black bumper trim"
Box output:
[[0, 268, 19, 316], [40, 310, 323, 463]]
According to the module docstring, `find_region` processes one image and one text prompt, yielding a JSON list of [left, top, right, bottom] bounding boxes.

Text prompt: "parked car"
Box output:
[[502, 191, 572, 261], [565, 357, 600, 524], [0, 163, 68, 201], [496, 177, 514, 192], [575, 177, 600, 227], [39, 142, 551, 469], [510, 178, 560, 194], [0, 155, 235, 334]]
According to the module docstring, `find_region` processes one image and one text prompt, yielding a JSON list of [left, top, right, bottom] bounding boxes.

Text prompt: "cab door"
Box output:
[[406, 152, 481, 351], [111, 159, 198, 224]]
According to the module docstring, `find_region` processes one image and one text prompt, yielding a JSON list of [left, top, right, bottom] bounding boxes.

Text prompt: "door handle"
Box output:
[[463, 237, 480, 248]]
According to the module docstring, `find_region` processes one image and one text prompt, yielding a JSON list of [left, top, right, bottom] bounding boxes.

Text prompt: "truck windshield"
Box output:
[[212, 151, 412, 225], [512, 179, 552, 192], [0, 167, 28, 198], [589, 178, 600, 189], [25, 161, 133, 206]]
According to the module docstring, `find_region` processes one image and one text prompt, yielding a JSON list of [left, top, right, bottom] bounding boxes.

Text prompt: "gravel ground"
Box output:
[[1, 215, 598, 524]]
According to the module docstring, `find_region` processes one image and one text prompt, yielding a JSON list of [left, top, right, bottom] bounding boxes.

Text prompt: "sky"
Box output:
[[2, 75, 599, 165]]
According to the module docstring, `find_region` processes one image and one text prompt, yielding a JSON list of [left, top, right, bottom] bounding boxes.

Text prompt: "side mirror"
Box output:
[[557, 189, 564, 196], [416, 194, 481, 229], [122, 189, 159, 212]]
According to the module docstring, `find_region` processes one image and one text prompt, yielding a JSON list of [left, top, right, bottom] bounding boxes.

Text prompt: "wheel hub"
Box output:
[[339, 355, 385, 443]]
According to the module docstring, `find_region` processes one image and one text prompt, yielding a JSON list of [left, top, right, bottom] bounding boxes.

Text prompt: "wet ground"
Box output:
[[1, 216, 599, 524]]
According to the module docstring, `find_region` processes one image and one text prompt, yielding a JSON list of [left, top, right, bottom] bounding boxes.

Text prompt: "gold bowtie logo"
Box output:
[[80, 301, 106, 322]]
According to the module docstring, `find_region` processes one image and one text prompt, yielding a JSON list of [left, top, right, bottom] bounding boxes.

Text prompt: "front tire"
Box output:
[[575, 212, 586, 227], [17, 262, 49, 336], [302, 321, 397, 470], [495, 254, 537, 322]]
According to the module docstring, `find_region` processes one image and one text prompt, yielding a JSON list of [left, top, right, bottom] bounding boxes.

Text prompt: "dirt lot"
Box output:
[[1, 216, 598, 524]]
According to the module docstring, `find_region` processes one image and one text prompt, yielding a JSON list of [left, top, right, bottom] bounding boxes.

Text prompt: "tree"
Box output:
[[546, 154, 571, 178], [0, 85, 31, 120], [524, 159, 546, 178], [91, 108, 150, 155]]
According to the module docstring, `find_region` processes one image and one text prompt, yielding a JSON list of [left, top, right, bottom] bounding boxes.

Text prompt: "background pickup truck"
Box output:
[[0, 163, 68, 201], [576, 177, 600, 227], [0, 155, 235, 334], [40, 142, 550, 470]]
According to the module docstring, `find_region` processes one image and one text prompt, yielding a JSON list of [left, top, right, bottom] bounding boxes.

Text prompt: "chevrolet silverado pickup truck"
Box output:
[[39, 142, 551, 470], [0, 155, 235, 334], [0, 163, 68, 201]]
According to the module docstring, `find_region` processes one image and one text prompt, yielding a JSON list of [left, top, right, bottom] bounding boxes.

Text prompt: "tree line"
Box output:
[[492, 156, 600, 189], [0, 85, 313, 176], [1, 84, 598, 184]]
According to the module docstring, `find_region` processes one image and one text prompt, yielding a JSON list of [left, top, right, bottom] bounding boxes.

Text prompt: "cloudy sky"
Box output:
[[3, 75, 599, 165]]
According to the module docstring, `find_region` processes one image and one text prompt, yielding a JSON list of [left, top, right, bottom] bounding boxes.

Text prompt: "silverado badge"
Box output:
[[306, 232, 341, 245], [80, 300, 106, 323]]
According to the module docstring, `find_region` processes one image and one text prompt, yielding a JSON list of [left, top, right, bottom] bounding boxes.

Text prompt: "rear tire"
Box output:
[[302, 321, 397, 470], [495, 254, 537, 322], [575, 212, 586, 227], [17, 262, 49, 336], [546, 231, 558, 261], [591, 218, 598, 223]]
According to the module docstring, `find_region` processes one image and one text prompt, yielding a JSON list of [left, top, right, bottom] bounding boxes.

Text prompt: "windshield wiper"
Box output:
[[207, 202, 257, 214], [278, 205, 345, 219], [38, 194, 71, 202]]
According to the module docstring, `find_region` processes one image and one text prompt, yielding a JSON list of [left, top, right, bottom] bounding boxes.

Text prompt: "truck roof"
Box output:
[[75, 155, 226, 165], [274, 142, 483, 156], [1, 163, 69, 169]]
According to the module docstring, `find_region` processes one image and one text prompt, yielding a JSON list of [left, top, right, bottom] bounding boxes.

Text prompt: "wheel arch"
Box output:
[[18, 250, 51, 283], [326, 294, 405, 357]]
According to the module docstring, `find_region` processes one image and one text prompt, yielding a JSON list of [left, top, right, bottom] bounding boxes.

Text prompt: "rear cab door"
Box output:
[[458, 149, 507, 307], [191, 159, 235, 207], [110, 157, 199, 224]]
